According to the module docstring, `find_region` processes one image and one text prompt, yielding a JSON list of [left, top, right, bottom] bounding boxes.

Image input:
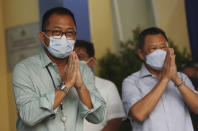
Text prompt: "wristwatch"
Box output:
[[58, 82, 69, 93]]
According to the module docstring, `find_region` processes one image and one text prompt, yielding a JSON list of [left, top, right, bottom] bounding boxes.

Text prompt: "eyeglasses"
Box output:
[[44, 29, 76, 39]]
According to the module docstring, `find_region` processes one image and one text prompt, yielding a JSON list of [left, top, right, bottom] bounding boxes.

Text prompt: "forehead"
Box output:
[[184, 67, 197, 72], [183, 67, 198, 76], [144, 34, 167, 47], [47, 14, 76, 29], [76, 47, 88, 55]]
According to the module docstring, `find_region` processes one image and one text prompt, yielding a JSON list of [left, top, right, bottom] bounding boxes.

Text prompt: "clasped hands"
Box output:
[[62, 51, 85, 90], [161, 48, 180, 84]]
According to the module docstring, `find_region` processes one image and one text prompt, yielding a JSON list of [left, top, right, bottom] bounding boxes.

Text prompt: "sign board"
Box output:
[[6, 22, 41, 72]]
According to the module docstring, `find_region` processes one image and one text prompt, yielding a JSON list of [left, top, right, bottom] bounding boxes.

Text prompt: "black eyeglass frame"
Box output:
[[44, 29, 76, 39]]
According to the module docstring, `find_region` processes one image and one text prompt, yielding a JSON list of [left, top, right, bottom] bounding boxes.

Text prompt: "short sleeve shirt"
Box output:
[[83, 76, 126, 131], [122, 64, 197, 131]]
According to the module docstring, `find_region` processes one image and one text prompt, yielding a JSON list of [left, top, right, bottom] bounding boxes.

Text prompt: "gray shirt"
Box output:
[[122, 64, 197, 131], [12, 49, 105, 131]]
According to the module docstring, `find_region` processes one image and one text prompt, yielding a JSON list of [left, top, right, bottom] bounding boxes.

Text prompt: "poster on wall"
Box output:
[[6, 22, 41, 72]]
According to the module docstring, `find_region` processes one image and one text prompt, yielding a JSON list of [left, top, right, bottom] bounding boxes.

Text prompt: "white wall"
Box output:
[[111, 0, 190, 53], [111, 0, 156, 50], [153, 0, 190, 53]]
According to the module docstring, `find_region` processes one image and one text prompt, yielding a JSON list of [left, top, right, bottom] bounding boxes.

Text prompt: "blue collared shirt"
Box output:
[[12, 49, 105, 131], [122, 64, 197, 131]]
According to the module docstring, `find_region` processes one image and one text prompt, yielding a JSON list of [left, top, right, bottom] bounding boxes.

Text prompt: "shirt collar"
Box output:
[[139, 64, 152, 78], [40, 48, 53, 68]]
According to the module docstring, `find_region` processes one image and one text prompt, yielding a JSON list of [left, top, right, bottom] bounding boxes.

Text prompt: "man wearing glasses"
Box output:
[[12, 7, 105, 131]]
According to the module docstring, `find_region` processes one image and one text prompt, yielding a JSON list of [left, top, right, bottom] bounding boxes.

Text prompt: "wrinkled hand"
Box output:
[[161, 48, 178, 80], [73, 52, 85, 89], [161, 48, 171, 80], [169, 48, 179, 82], [63, 51, 77, 89]]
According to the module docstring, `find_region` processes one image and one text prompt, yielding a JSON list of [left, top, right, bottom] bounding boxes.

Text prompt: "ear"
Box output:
[[39, 32, 48, 47], [88, 57, 96, 68], [138, 49, 145, 61]]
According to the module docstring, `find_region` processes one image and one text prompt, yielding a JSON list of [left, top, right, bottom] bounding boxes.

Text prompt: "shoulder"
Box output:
[[79, 61, 95, 87], [12, 54, 41, 84], [13, 54, 40, 72], [95, 76, 121, 100], [122, 71, 142, 95], [95, 76, 116, 87], [123, 71, 141, 85], [95, 76, 118, 91], [79, 61, 92, 74], [79, 61, 95, 80]]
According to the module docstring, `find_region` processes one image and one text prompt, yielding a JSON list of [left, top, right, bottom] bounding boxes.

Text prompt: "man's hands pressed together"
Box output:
[[62, 51, 93, 109]]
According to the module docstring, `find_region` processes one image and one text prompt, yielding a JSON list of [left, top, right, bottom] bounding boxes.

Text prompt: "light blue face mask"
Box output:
[[145, 49, 167, 70], [80, 58, 94, 72], [45, 35, 75, 58]]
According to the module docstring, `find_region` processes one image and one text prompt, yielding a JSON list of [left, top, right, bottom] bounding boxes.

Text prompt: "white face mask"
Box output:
[[80, 58, 94, 72], [145, 49, 167, 70], [45, 35, 75, 58], [79, 57, 92, 64]]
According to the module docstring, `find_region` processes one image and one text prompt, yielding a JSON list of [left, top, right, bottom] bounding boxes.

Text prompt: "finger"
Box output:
[[74, 52, 80, 77], [67, 53, 76, 83], [64, 53, 73, 78], [63, 64, 68, 79], [69, 52, 75, 68], [165, 48, 170, 60], [72, 52, 78, 73], [72, 52, 76, 69], [66, 52, 75, 75], [72, 53, 78, 82], [67, 52, 73, 67], [169, 48, 174, 57], [163, 49, 170, 67], [169, 48, 175, 64], [171, 54, 176, 66], [74, 52, 79, 67]]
